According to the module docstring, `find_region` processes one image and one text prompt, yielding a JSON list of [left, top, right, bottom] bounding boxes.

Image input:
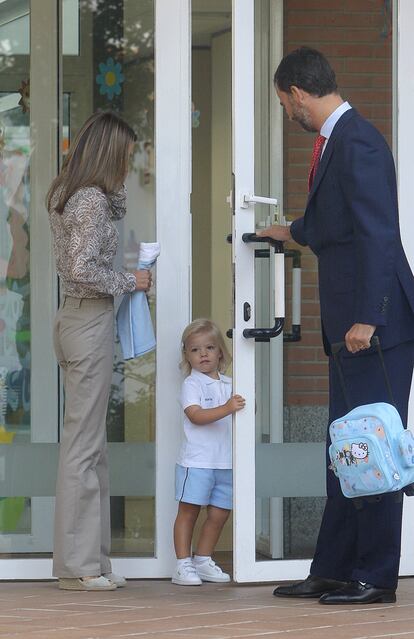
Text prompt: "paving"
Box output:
[[0, 578, 413, 638]]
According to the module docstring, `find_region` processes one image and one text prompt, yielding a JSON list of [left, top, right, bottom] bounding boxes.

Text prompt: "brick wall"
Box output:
[[283, 0, 393, 406]]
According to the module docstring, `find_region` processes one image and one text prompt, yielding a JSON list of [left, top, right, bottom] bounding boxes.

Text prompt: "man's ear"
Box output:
[[290, 85, 307, 104]]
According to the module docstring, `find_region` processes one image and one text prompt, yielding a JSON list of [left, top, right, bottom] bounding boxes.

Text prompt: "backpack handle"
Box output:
[[330, 336, 396, 410]]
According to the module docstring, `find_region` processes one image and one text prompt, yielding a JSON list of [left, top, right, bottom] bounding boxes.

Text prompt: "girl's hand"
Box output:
[[225, 394, 246, 413], [134, 269, 152, 292]]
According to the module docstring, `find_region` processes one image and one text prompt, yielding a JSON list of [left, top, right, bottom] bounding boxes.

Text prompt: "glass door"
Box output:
[[0, 0, 191, 579], [231, 0, 413, 583], [0, 0, 59, 569], [232, 0, 309, 583]]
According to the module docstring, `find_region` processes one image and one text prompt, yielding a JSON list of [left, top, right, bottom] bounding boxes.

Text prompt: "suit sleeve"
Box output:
[[338, 127, 398, 326], [290, 217, 307, 246]]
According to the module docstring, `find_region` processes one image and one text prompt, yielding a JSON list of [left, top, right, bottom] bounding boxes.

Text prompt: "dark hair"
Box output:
[[274, 47, 337, 97], [46, 111, 137, 214]]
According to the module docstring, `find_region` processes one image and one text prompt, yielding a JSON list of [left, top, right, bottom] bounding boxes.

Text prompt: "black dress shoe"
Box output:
[[273, 575, 347, 598], [319, 581, 396, 605]]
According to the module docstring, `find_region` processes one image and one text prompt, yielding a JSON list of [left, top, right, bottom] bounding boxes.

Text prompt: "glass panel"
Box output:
[[62, 0, 156, 557], [254, 0, 393, 560], [0, 0, 31, 538]]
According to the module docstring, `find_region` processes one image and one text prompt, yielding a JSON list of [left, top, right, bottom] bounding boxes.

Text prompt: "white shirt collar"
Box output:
[[189, 369, 231, 385], [320, 101, 352, 142]]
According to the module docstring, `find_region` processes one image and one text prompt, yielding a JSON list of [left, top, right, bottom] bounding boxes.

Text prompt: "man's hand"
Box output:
[[345, 323, 376, 354], [256, 225, 291, 242]]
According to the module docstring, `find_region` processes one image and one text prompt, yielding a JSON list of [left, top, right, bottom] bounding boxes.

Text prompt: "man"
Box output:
[[259, 47, 414, 604]]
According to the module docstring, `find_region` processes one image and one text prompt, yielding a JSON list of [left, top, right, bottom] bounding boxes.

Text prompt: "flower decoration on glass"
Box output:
[[96, 57, 124, 100]]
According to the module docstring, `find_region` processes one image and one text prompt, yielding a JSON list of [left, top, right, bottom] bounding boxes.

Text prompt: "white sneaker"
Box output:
[[195, 559, 231, 583], [172, 560, 202, 586], [103, 572, 127, 587]]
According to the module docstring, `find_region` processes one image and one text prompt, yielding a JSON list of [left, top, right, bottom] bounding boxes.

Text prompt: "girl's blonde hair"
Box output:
[[46, 110, 137, 214], [180, 318, 231, 377]]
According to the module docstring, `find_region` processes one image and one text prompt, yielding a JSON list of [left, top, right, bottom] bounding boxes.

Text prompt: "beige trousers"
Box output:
[[52, 296, 114, 578]]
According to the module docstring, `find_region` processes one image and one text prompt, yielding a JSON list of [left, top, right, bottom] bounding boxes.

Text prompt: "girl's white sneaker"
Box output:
[[172, 560, 202, 586], [195, 559, 231, 583]]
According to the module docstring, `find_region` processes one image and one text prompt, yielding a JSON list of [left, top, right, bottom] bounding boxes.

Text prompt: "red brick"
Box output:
[[287, 27, 385, 45], [297, 331, 324, 346], [284, 346, 319, 362], [287, 362, 328, 376], [345, 58, 392, 74], [345, 89, 391, 104], [301, 286, 319, 301], [287, 377, 329, 393], [300, 316, 321, 330], [286, 0, 379, 10], [286, 391, 328, 406], [286, 11, 387, 29]]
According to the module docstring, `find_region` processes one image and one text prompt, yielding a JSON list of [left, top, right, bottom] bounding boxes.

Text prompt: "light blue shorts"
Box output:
[[175, 464, 233, 510]]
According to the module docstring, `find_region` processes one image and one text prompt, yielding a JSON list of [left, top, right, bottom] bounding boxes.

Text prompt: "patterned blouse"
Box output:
[[49, 185, 136, 298]]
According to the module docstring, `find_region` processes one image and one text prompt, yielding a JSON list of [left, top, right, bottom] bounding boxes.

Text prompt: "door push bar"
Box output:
[[241, 233, 284, 342], [283, 249, 302, 343], [251, 245, 302, 343]]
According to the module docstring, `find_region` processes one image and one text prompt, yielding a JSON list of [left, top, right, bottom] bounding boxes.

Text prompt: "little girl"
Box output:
[[172, 318, 245, 586]]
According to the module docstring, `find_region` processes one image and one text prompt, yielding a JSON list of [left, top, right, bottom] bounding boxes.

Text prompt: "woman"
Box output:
[[47, 111, 151, 591]]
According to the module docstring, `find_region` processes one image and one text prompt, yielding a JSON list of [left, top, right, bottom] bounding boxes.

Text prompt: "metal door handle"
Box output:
[[241, 194, 278, 209], [241, 233, 284, 342]]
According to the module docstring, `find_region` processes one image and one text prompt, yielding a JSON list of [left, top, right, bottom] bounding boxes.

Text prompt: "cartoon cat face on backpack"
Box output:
[[351, 442, 369, 461]]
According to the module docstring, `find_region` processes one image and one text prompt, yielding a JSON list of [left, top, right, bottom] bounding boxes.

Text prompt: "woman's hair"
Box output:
[[180, 318, 231, 377], [274, 46, 337, 97], [46, 110, 137, 213]]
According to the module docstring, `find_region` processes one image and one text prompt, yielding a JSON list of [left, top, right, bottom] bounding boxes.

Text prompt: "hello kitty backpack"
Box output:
[[328, 337, 414, 498]]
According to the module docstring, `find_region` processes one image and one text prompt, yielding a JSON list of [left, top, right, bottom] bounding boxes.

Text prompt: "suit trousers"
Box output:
[[310, 340, 414, 590], [52, 296, 114, 578]]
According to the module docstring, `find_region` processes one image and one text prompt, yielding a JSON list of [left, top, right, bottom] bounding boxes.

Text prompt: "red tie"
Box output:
[[308, 134, 326, 191]]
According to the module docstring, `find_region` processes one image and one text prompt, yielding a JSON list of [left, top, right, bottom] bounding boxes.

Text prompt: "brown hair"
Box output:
[[179, 318, 232, 377], [46, 110, 137, 213]]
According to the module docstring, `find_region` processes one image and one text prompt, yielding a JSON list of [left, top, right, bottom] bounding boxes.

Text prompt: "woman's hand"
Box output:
[[345, 323, 376, 354], [134, 269, 152, 292], [256, 225, 291, 242]]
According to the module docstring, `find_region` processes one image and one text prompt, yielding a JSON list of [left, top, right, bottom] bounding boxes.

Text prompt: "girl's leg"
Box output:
[[173, 501, 201, 558], [196, 505, 230, 557]]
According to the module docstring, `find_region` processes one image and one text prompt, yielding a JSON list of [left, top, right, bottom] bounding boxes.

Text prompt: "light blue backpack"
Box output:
[[328, 338, 414, 498]]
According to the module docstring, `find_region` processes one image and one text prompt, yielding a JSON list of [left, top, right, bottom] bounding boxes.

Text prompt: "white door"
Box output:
[[0, 0, 190, 579], [231, 0, 414, 583]]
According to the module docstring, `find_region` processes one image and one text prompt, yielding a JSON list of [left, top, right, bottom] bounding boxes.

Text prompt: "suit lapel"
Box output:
[[307, 108, 357, 204]]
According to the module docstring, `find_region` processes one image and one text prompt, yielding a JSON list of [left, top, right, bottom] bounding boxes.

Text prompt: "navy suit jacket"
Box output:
[[290, 108, 414, 355]]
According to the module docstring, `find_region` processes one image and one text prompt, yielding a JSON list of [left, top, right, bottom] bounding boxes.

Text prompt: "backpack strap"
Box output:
[[330, 336, 396, 409]]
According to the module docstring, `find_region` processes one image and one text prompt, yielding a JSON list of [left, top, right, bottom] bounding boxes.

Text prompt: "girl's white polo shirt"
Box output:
[[177, 369, 232, 469]]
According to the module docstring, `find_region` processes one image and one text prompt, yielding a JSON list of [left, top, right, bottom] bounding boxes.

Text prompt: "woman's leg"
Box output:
[[53, 297, 114, 578]]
